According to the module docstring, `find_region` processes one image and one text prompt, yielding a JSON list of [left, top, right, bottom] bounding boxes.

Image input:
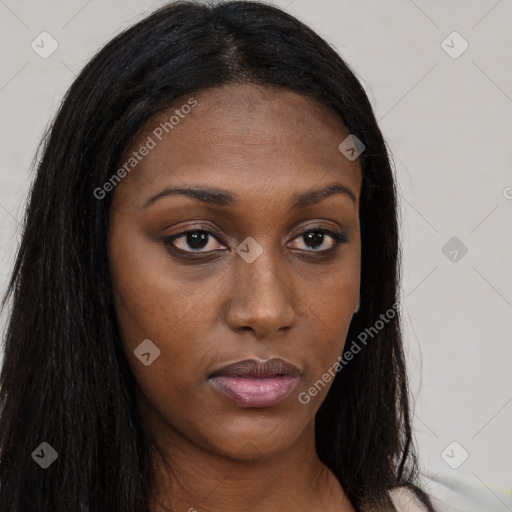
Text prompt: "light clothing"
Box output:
[[389, 487, 430, 511], [387, 472, 512, 511], [421, 471, 512, 512]]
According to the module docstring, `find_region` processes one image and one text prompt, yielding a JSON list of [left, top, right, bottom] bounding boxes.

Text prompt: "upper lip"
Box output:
[[209, 358, 301, 378]]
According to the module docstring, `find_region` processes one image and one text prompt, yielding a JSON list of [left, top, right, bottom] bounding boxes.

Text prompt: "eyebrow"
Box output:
[[142, 182, 357, 210]]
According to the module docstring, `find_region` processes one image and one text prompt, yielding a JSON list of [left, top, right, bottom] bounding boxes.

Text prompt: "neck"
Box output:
[[140, 400, 354, 512]]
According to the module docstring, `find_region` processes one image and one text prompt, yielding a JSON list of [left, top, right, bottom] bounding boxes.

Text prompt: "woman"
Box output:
[[0, 1, 438, 511]]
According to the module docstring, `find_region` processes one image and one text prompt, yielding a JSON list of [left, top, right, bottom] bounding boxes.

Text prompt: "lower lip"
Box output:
[[209, 375, 299, 408]]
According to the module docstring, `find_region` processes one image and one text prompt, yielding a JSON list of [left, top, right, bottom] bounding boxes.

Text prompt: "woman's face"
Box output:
[[108, 83, 362, 460]]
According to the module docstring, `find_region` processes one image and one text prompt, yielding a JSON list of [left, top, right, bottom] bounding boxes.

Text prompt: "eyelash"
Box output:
[[163, 226, 348, 257]]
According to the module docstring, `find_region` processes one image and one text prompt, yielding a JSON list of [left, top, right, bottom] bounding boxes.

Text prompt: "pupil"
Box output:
[[305, 231, 323, 249], [187, 231, 208, 250], [184, 231, 325, 251]]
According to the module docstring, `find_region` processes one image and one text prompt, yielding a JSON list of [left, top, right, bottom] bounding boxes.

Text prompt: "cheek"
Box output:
[[108, 231, 219, 438], [108, 221, 219, 390], [295, 248, 360, 393], [109, 217, 205, 344]]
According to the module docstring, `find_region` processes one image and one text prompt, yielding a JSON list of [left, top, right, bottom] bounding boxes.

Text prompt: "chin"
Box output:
[[201, 421, 307, 462]]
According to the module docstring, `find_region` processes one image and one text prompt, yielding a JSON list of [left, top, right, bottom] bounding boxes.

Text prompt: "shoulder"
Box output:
[[387, 472, 512, 511], [387, 487, 429, 512], [421, 471, 512, 512]]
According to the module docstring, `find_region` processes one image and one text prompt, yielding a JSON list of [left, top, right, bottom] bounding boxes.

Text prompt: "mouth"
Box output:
[[208, 358, 301, 408]]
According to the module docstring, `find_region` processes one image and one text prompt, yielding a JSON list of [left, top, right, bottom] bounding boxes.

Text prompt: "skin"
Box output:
[[108, 82, 362, 512]]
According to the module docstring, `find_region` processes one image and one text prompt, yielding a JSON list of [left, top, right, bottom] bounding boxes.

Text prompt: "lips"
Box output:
[[209, 358, 301, 408]]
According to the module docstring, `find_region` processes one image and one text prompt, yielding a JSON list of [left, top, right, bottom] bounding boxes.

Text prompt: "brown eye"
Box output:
[[164, 230, 227, 253], [289, 228, 347, 252]]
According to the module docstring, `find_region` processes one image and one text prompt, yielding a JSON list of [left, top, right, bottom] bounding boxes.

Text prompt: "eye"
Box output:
[[164, 229, 227, 253], [289, 227, 347, 252], [163, 226, 348, 256]]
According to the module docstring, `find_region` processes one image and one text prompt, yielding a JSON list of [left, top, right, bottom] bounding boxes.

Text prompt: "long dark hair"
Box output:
[[0, 1, 437, 510]]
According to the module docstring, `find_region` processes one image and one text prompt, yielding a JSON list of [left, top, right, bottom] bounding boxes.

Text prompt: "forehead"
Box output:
[[115, 83, 362, 206]]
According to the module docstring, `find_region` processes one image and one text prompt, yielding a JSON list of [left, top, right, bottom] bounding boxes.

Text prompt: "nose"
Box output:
[[225, 244, 296, 338]]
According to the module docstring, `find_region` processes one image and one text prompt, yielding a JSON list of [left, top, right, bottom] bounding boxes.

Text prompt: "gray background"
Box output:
[[0, 0, 511, 508]]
